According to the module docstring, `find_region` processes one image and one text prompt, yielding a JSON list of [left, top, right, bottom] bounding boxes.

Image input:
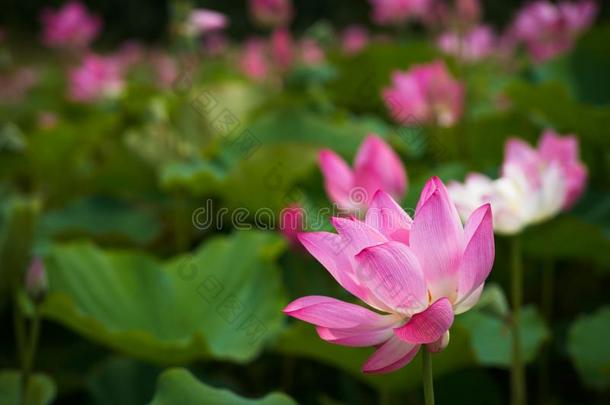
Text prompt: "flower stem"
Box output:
[[422, 349, 435, 405], [538, 259, 554, 403], [20, 308, 41, 404], [510, 236, 526, 405]]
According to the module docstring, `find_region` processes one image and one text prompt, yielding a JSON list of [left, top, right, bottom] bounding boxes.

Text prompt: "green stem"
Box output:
[[21, 309, 41, 404], [422, 349, 435, 405], [540, 259, 554, 327], [174, 194, 188, 252], [539, 259, 554, 403], [510, 237, 526, 405], [13, 302, 26, 369]]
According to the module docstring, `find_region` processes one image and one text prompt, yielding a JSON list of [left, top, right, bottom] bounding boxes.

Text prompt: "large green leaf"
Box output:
[[459, 306, 549, 367], [41, 231, 287, 364], [0, 370, 56, 405], [570, 25, 610, 105], [522, 216, 610, 268], [568, 306, 610, 389], [40, 196, 162, 246], [148, 368, 296, 405], [0, 197, 40, 308], [507, 81, 610, 149], [88, 358, 161, 405]]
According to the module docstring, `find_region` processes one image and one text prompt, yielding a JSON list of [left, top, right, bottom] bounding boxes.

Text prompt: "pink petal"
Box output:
[[365, 190, 413, 244], [456, 203, 494, 304], [502, 138, 539, 179], [539, 130, 588, 209], [394, 297, 454, 344], [297, 232, 365, 301], [427, 330, 450, 353], [453, 283, 484, 315], [331, 216, 387, 255], [319, 150, 354, 210], [362, 336, 420, 374], [411, 177, 463, 300], [539, 130, 578, 162], [355, 242, 428, 315], [284, 295, 394, 329], [316, 326, 394, 347], [353, 134, 407, 202], [279, 204, 304, 244]]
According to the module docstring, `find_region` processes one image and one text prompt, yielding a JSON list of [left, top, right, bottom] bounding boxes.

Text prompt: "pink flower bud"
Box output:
[[26, 258, 47, 301]]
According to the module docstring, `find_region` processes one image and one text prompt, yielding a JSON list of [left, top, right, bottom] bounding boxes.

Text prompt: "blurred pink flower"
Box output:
[[40, 1, 101, 49], [503, 130, 587, 209], [68, 54, 124, 103], [203, 32, 229, 55], [115, 40, 145, 68], [150, 52, 178, 90], [26, 258, 47, 301], [456, 0, 481, 24], [383, 61, 464, 127], [38, 112, 59, 130], [319, 134, 407, 213], [449, 130, 587, 234], [369, 0, 433, 26], [438, 25, 496, 62], [271, 28, 294, 72], [249, 0, 294, 28], [279, 204, 305, 245], [284, 178, 494, 373], [300, 38, 325, 65], [510, 0, 597, 62], [0, 68, 39, 104], [240, 38, 269, 81], [185, 8, 228, 36], [342, 25, 369, 55]]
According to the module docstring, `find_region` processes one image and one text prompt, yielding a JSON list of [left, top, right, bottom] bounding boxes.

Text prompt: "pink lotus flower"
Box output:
[[115, 41, 145, 69], [510, 0, 597, 62], [456, 0, 481, 25], [240, 38, 269, 81], [438, 25, 496, 63], [369, 0, 433, 26], [319, 134, 407, 213], [284, 177, 494, 373], [150, 52, 178, 90], [185, 8, 228, 37], [383, 61, 464, 127], [503, 130, 587, 210], [68, 54, 124, 103], [271, 28, 294, 72], [249, 0, 294, 28], [342, 25, 369, 55], [203, 32, 229, 56], [0, 67, 39, 105], [41, 1, 101, 50], [300, 39, 325, 65], [449, 130, 587, 234], [279, 204, 305, 245]]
